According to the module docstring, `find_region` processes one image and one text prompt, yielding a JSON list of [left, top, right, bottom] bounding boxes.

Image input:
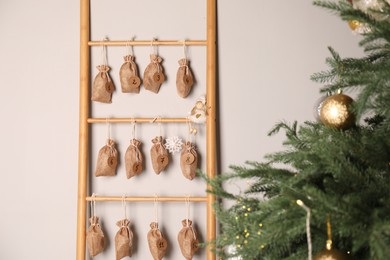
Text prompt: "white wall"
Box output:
[[0, 0, 363, 259]]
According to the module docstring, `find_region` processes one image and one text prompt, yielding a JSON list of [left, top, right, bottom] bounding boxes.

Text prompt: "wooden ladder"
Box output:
[[76, 0, 217, 259]]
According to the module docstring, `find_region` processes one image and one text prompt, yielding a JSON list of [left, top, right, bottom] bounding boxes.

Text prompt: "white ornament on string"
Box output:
[[165, 136, 183, 154]]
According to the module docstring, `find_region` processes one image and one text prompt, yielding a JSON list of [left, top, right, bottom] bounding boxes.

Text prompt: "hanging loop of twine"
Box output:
[[154, 194, 159, 224], [122, 194, 127, 220], [90, 193, 97, 226]]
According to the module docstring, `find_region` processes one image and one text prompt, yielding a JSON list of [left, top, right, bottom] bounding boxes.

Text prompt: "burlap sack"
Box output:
[[143, 54, 165, 93], [95, 139, 118, 177], [86, 216, 105, 257], [150, 136, 169, 174], [125, 138, 143, 179], [115, 219, 133, 260], [178, 219, 199, 260], [91, 65, 114, 103], [176, 58, 194, 98], [119, 55, 141, 93], [147, 222, 168, 260], [180, 141, 198, 180]]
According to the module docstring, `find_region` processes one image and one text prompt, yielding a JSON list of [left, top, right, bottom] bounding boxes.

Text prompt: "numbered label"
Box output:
[[192, 240, 199, 250], [105, 81, 114, 93], [157, 155, 169, 168], [129, 76, 141, 88], [184, 152, 195, 165], [184, 74, 193, 86], [133, 162, 143, 175], [157, 239, 167, 249], [107, 156, 117, 168], [153, 72, 165, 84]]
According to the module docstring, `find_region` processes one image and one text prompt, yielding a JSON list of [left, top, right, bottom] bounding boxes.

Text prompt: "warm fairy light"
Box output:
[[236, 235, 240, 239], [259, 223, 263, 227], [244, 213, 248, 217], [296, 199, 304, 206], [247, 208, 251, 211]]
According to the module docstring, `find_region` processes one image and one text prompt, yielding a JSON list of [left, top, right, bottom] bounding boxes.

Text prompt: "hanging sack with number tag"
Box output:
[[150, 136, 169, 174], [95, 139, 118, 177], [178, 219, 199, 260], [180, 141, 198, 180], [125, 138, 143, 179], [143, 54, 165, 93], [176, 58, 194, 98], [115, 219, 134, 260], [120, 55, 141, 93], [147, 222, 168, 260], [86, 216, 105, 257], [91, 65, 114, 103]]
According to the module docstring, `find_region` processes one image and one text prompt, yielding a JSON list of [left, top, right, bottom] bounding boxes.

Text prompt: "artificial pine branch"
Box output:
[[204, 1, 390, 259]]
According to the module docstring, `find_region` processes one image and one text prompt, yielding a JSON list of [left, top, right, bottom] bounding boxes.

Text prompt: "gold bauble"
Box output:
[[348, 20, 361, 31], [314, 248, 352, 260], [319, 93, 355, 130]]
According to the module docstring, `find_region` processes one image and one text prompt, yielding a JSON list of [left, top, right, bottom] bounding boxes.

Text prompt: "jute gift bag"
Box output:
[[125, 138, 143, 179], [178, 219, 199, 260], [86, 196, 105, 257], [95, 139, 118, 177], [92, 41, 115, 103], [115, 219, 134, 260], [143, 54, 165, 93], [91, 64, 114, 103], [147, 222, 168, 260], [150, 136, 169, 174], [176, 58, 194, 98], [119, 54, 141, 93], [180, 141, 198, 180]]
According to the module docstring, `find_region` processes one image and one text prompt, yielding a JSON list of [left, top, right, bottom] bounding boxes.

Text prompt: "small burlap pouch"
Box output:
[[125, 138, 143, 179], [143, 54, 165, 93], [180, 141, 198, 180], [147, 222, 168, 260], [86, 216, 105, 257], [119, 55, 141, 93], [91, 64, 114, 103], [178, 219, 199, 260], [94, 139, 118, 177], [150, 136, 169, 174], [115, 219, 134, 260], [176, 58, 194, 98]]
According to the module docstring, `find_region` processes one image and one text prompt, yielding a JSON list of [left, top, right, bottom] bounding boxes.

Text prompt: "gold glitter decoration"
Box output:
[[319, 93, 355, 130]]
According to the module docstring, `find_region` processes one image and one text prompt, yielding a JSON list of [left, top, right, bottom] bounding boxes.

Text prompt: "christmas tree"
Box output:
[[204, 1, 390, 259]]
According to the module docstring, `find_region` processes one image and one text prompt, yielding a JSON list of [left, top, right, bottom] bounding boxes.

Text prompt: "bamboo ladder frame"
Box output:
[[76, 0, 217, 259]]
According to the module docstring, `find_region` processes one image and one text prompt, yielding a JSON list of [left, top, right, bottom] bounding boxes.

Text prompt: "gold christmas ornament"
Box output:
[[314, 249, 352, 260], [319, 91, 355, 130], [314, 215, 352, 260], [348, 20, 361, 31]]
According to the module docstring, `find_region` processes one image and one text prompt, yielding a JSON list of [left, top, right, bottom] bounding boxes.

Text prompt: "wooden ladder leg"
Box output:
[[76, 0, 90, 259], [206, 0, 217, 259]]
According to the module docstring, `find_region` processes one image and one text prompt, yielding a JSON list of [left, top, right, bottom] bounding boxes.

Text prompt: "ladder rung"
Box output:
[[87, 117, 190, 123], [86, 195, 208, 202], [88, 40, 207, 46]]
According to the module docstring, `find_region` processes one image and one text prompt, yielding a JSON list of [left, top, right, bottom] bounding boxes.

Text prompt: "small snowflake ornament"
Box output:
[[165, 136, 183, 154]]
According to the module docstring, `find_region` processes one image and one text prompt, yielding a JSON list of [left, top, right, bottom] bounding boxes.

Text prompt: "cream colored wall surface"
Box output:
[[0, 0, 363, 259]]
